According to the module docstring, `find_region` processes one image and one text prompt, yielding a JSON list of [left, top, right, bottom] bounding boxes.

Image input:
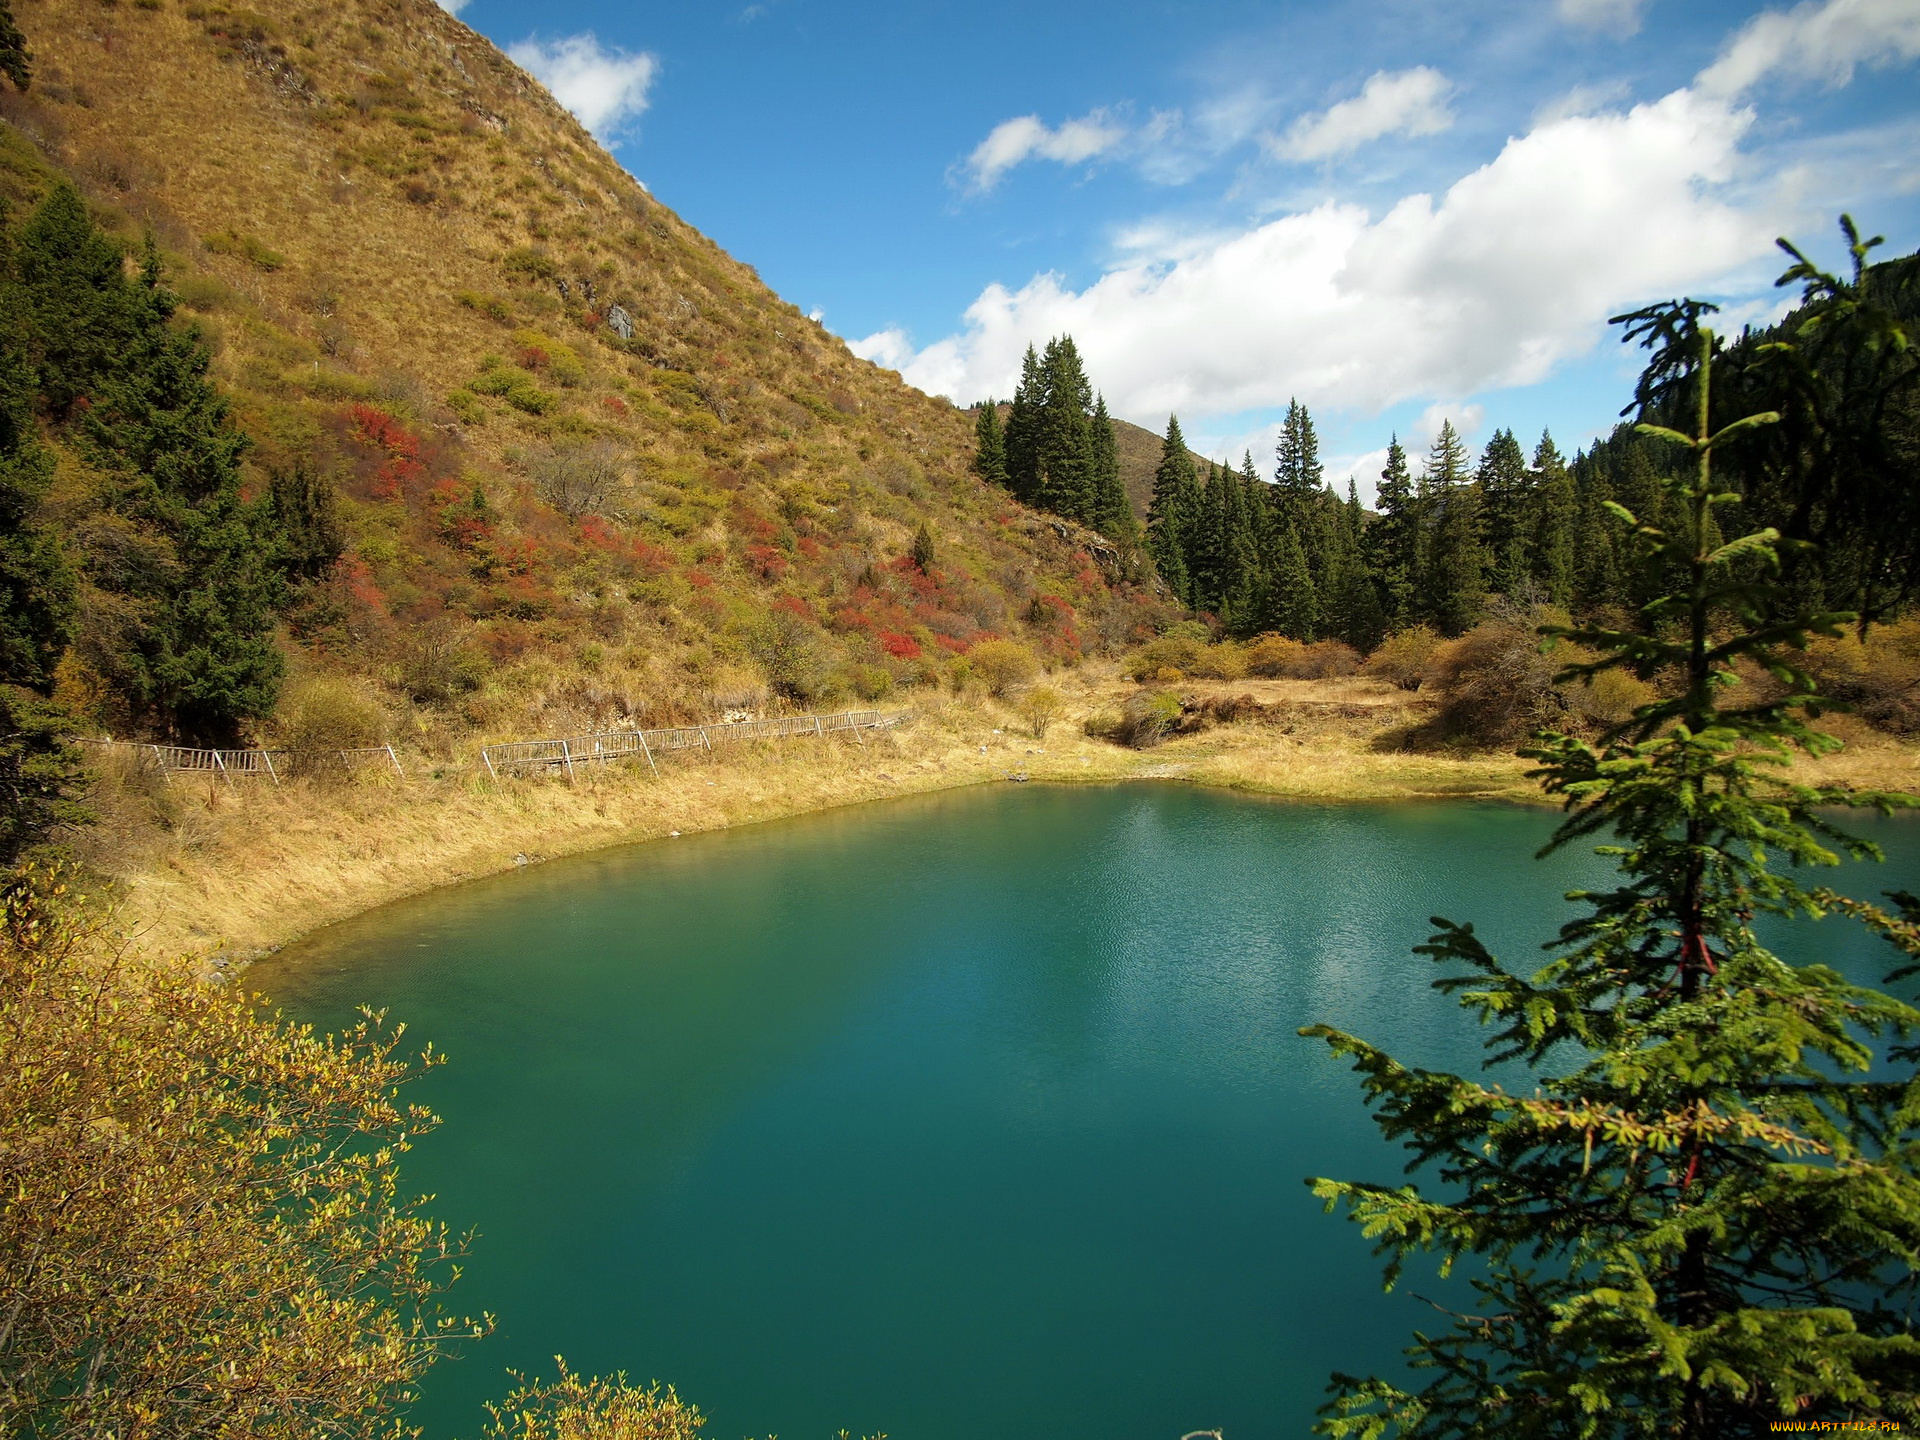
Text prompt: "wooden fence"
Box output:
[[479, 709, 895, 780], [75, 737, 405, 787], [74, 709, 899, 790]]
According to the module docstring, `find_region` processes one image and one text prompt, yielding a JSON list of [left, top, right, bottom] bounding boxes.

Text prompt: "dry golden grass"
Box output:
[[92, 664, 1908, 967], [81, 661, 1918, 967]]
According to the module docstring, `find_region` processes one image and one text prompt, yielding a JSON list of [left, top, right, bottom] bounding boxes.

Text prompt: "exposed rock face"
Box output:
[[605, 303, 634, 340]]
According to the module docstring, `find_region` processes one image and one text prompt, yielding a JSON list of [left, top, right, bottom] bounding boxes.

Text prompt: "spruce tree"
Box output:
[[20, 198, 288, 743], [0, 0, 29, 92], [972, 399, 1009, 491], [1325, 478, 1387, 651], [1475, 427, 1533, 596], [1261, 520, 1319, 640], [1420, 421, 1488, 634], [1002, 345, 1043, 505], [1085, 393, 1134, 539], [1273, 397, 1324, 506], [1529, 430, 1576, 607], [1033, 336, 1093, 521], [1147, 416, 1199, 603], [1368, 438, 1419, 630], [0, 321, 72, 692], [1309, 323, 1920, 1437]]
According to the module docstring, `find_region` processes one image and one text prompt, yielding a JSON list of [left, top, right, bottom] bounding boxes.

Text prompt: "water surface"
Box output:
[[258, 784, 1920, 1439]]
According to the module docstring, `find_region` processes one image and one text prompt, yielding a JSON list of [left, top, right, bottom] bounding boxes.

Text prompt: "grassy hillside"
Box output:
[[4, 0, 1169, 752]]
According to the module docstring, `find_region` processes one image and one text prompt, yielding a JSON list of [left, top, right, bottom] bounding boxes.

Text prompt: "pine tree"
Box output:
[[0, 0, 30, 92], [19, 198, 289, 743], [1368, 438, 1419, 629], [1002, 346, 1043, 505], [1033, 336, 1092, 521], [1420, 420, 1487, 634], [1085, 393, 1134, 539], [1324, 479, 1386, 650], [1147, 415, 1199, 604], [1530, 430, 1576, 607], [972, 400, 1009, 491], [13, 185, 149, 419], [1272, 397, 1324, 508], [911, 521, 936, 573], [0, 317, 72, 692], [1309, 322, 1920, 1437], [1475, 427, 1533, 596], [1260, 520, 1319, 639]]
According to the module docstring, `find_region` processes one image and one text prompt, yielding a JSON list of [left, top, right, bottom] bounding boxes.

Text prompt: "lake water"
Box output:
[[256, 784, 1920, 1440]]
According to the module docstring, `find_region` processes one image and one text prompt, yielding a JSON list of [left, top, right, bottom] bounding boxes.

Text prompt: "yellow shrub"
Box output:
[[1363, 627, 1443, 690]]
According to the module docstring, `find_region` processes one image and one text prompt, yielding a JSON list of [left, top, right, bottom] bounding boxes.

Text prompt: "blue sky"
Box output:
[[444, 0, 1920, 497]]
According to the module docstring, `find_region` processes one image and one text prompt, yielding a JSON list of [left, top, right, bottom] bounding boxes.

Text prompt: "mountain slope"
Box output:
[[6, 0, 1166, 743]]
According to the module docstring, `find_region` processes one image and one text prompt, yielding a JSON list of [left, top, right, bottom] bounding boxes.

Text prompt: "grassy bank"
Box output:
[[76, 668, 1918, 966]]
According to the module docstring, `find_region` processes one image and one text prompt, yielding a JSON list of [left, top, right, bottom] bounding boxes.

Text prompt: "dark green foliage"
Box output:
[[1529, 432, 1575, 606], [3, 187, 293, 744], [1474, 428, 1532, 594], [0, 0, 29, 92], [1002, 346, 1042, 507], [987, 338, 1137, 541], [911, 520, 935, 573], [267, 460, 345, 585], [974, 225, 1915, 655], [1261, 520, 1318, 640], [1419, 421, 1487, 634], [12, 187, 147, 420], [1367, 438, 1419, 629], [1147, 415, 1199, 604], [1308, 320, 1920, 1437], [0, 323, 72, 692], [971, 399, 1008, 491], [1638, 221, 1920, 625], [0, 688, 86, 866], [1086, 393, 1133, 539]]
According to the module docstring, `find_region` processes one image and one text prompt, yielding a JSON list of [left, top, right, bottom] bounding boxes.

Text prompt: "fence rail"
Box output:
[[480, 710, 896, 780], [73, 711, 898, 790], [75, 737, 405, 786]]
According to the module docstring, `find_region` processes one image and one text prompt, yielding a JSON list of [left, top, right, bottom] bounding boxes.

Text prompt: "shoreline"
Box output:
[[81, 678, 1917, 971]]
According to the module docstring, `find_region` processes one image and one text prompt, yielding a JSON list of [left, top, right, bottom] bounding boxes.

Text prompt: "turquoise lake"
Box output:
[[255, 784, 1920, 1439]]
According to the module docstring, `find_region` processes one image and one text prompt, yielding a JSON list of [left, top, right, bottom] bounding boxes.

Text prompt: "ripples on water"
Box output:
[[256, 785, 1920, 1440]]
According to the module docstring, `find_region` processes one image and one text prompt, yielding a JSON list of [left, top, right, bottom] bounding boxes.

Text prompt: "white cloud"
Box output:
[[849, 326, 915, 372], [1696, 0, 1920, 98], [959, 110, 1129, 192], [435, 0, 471, 13], [1270, 68, 1455, 163], [507, 34, 659, 139], [1408, 402, 1487, 471], [873, 90, 1780, 425], [1555, 0, 1651, 38], [1533, 79, 1634, 126]]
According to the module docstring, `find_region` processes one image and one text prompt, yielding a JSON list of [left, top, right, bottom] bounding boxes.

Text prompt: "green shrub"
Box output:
[[204, 230, 286, 272], [445, 390, 486, 426], [967, 639, 1039, 697], [1018, 684, 1064, 738]]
